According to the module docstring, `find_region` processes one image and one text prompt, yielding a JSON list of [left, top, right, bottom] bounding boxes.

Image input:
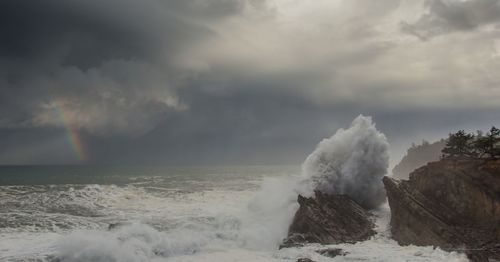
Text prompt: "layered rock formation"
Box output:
[[281, 191, 375, 248], [384, 159, 500, 261]]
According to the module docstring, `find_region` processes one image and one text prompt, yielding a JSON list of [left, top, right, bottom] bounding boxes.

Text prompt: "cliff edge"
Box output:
[[384, 159, 500, 261]]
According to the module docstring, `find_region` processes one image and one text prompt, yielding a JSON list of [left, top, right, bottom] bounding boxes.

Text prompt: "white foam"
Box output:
[[1, 179, 470, 262], [0, 231, 60, 261], [57, 223, 214, 262], [276, 205, 468, 262], [50, 208, 469, 262], [239, 176, 300, 250], [0, 117, 470, 261]]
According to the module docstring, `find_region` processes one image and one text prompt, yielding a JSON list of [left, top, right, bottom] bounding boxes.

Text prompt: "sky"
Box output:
[[1, 0, 500, 165]]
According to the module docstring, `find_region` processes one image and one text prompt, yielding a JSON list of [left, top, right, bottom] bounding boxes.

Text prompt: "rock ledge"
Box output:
[[281, 191, 375, 248], [384, 159, 500, 261]]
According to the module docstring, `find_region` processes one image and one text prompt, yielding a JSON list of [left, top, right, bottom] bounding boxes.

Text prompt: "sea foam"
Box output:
[[2, 116, 470, 262]]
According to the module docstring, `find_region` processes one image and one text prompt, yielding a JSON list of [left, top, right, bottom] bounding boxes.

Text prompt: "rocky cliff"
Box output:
[[281, 191, 375, 248], [384, 159, 500, 261]]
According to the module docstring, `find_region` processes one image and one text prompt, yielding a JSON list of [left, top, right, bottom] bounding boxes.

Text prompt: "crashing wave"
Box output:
[[300, 115, 390, 209]]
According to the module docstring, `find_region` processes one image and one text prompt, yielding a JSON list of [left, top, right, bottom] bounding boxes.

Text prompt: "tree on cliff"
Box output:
[[474, 127, 499, 159], [442, 127, 500, 159], [441, 130, 475, 158], [493, 126, 500, 158], [482, 126, 500, 159]]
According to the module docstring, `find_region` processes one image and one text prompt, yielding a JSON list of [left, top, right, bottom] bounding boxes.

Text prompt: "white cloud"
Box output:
[[184, 0, 500, 110]]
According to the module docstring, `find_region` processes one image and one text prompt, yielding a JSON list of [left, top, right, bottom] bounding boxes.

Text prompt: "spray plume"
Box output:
[[300, 115, 390, 209]]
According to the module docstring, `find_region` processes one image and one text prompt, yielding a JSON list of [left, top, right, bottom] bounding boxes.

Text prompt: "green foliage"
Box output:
[[474, 136, 491, 158], [441, 130, 475, 158], [442, 126, 500, 159]]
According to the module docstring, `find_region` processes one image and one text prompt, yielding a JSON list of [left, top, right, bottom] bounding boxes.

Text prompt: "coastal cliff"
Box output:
[[384, 159, 500, 261]]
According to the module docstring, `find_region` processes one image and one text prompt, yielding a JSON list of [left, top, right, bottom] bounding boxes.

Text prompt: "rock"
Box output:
[[316, 248, 348, 258], [108, 221, 130, 231], [384, 159, 500, 261], [296, 258, 315, 262], [280, 234, 308, 248], [281, 191, 376, 248]]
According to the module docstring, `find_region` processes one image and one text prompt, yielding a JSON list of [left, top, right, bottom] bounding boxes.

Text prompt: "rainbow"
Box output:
[[52, 99, 89, 162]]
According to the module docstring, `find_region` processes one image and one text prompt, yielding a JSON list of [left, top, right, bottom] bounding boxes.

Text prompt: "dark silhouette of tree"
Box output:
[[474, 136, 490, 158], [442, 130, 475, 159], [488, 126, 500, 159], [442, 126, 500, 159], [473, 127, 500, 159]]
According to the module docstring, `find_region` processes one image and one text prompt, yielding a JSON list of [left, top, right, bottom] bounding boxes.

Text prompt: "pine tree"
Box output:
[[474, 136, 490, 158], [442, 130, 475, 159], [489, 126, 500, 159], [474, 127, 499, 159]]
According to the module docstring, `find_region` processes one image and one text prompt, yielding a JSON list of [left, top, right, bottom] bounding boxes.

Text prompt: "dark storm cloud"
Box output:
[[0, 1, 144, 66], [0, 0, 225, 136], [0, 0, 220, 68], [1, 0, 500, 165], [0, 0, 278, 164], [401, 0, 500, 39], [81, 85, 500, 166]]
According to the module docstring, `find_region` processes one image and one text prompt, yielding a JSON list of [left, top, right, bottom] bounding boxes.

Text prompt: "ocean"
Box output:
[[0, 165, 467, 262]]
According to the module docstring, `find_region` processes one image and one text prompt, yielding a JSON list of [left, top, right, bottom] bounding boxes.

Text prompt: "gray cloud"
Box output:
[[1, 0, 500, 165], [401, 0, 500, 39], [0, 0, 218, 135]]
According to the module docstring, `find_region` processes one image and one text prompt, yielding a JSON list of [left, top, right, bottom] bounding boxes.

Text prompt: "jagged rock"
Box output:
[[108, 221, 130, 231], [280, 234, 308, 248], [384, 159, 500, 262], [281, 191, 375, 248], [296, 258, 315, 262], [316, 248, 348, 258]]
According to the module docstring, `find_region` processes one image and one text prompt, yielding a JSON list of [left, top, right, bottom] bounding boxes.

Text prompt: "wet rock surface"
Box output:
[[316, 248, 348, 258], [384, 159, 500, 262], [281, 191, 376, 248], [296, 258, 315, 262]]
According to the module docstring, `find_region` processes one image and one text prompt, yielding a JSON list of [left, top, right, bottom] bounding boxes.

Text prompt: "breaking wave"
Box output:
[[300, 115, 390, 209], [0, 118, 469, 262]]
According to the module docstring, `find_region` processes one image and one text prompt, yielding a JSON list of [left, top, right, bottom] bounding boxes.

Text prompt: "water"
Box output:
[[0, 165, 467, 262]]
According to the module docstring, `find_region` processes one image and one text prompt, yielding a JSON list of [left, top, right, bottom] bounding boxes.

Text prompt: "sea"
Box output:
[[0, 165, 468, 262]]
